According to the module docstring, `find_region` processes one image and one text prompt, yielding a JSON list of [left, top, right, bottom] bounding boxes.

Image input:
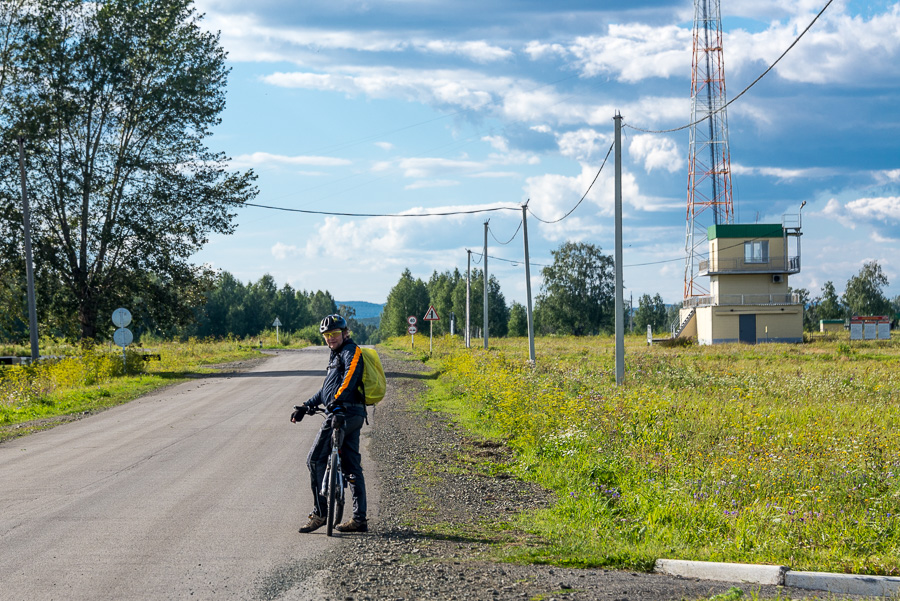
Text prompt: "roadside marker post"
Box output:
[[272, 317, 282, 343], [423, 305, 440, 353], [112, 308, 133, 373], [407, 316, 417, 348]]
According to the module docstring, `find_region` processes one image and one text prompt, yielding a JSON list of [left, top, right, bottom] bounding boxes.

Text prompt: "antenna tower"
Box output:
[[684, 0, 734, 301]]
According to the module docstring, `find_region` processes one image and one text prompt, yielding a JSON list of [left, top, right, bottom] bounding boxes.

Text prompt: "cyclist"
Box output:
[[291, 314, 369, 533]]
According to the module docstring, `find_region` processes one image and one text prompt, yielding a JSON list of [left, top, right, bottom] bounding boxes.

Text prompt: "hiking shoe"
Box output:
[[335, 518, 368, 533], [298, 513, 326, 533]]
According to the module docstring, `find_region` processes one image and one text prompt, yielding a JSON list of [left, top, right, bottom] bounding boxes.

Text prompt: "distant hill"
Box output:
[[337, 300, 384, 323]]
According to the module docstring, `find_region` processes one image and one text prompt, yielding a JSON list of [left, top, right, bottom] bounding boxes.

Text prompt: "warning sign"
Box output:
[[423, 306, 440, 321]]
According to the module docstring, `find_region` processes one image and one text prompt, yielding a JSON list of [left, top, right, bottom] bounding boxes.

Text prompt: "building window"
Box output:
[[744, 240, 769, 264]]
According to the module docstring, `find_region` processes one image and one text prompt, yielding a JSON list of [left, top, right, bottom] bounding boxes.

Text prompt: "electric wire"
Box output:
[[243, 202, 519, 218], [623, 0, 834, 134], [526, 139, 615, 224], [488, 218, 523, 245]]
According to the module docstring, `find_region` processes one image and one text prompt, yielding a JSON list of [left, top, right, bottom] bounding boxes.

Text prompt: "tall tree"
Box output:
[[308, 289, 338, 322], [816, 281, 844, 320], [450, 268, 508, 338], [634, 293, 668, 334], [427, 269, 461, 336], [1, 0, 257, 340], [507, 301, 527, 337], [534, 241, 614, 336], [0, 0, 29, 342], [843, 261, 892, 317], [380, 269, 429, 338]]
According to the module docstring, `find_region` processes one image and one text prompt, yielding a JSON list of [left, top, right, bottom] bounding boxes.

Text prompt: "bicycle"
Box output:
[[303, 406, 346, 537]]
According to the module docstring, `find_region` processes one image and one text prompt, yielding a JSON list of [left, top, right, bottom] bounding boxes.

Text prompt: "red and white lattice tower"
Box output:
[[684, 0, 735, 301]]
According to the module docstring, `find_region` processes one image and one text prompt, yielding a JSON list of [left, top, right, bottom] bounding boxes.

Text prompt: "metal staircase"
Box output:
[[671, 308, 696, 339]]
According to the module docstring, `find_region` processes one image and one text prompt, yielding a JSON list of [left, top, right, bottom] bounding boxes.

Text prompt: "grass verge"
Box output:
[[0, 338, 275, 442], [385, 333, 900, 576]]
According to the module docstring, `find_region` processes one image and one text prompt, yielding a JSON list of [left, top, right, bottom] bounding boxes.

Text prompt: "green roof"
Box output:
[[707, 224, 783, 240]]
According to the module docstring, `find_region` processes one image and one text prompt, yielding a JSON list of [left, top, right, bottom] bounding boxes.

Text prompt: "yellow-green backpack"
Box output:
[[359, 347, 386, 405]]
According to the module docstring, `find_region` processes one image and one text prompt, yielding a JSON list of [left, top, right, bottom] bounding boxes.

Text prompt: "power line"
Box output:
[[623, 0, 834, 135], [470, 250, 548, 269], [243, 202, 519, 218], [527, 139, 615, 224], [488, 218, 523, 245]]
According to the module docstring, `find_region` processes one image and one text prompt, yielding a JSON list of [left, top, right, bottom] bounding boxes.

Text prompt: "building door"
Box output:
[[739, 314, 756, 344]]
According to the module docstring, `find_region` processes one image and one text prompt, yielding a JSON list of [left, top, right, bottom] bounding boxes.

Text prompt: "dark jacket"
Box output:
[[305, 337, 367, 417]]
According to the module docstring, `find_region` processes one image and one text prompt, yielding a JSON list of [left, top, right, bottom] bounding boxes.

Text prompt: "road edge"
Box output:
[[655, 559, 900, 597]]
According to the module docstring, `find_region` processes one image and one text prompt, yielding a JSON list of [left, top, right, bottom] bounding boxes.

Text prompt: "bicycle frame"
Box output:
[[312, 410, 346, 537]]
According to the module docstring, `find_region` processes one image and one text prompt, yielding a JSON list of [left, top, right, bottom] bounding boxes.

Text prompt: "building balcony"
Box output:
[[698, 255, 800, 275], [684, 293, 801, 309]]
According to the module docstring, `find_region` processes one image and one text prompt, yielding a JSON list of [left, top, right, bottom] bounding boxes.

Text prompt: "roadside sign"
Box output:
[[114, 327, 133, 347], [423, 306, 439, 321], [408, 325, 417, 334], [407, 316, 417, 325], [272, 317, 282, 327], [112, 308, 133, 374], [112, 307, 132, 328]]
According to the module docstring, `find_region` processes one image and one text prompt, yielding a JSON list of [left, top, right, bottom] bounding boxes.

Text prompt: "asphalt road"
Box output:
[[0, 348, 360, 601]]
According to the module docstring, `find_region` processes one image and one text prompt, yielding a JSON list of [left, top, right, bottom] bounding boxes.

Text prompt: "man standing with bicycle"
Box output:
[[291, 314, 368, 533]]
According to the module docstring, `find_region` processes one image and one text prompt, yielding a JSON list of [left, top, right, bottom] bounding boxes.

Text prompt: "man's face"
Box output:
[[323, 329, 344, 350]]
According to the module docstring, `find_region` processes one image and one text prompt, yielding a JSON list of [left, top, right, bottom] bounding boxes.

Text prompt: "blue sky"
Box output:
[[190, 0, 900, 309]]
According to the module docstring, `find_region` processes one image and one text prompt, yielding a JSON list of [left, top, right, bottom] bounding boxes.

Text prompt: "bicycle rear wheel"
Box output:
[[326, 450, 340, 536]]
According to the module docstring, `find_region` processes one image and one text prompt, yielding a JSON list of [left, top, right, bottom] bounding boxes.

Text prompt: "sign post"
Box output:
[[272, 317, 282, 343], [407, 316, 417, 348], [423, 305, 440, 353], [112, 308, 133, 373]]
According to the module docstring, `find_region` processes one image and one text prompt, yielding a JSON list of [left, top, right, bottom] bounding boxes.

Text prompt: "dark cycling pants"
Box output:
[[306, 412, 367, 520]]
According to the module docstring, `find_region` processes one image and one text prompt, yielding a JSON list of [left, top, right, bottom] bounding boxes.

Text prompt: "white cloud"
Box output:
[[845, 196, 900, 221], [556, 129, 612, 162], [726, 5, 900, 85], [819, 197, 846, 220], [524, 41, 569, 61], [628, 134, 682, 173], [420, 40, 514, 63], [375, 142, 394, 151], [874, 169, 900, 184], [262, 67, 499, 110], [231, 151, 351, 169], [482, 135, 509, 152], [731, 163, 835, 180], [568, 24, 692, 82]]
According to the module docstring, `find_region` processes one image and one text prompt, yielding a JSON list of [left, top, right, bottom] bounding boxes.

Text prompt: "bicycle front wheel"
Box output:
[[326, 450, 340, 536]]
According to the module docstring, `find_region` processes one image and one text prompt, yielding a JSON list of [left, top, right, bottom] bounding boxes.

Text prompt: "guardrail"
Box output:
[[684, 293, 800, 308], [698, 255, 800, 274]]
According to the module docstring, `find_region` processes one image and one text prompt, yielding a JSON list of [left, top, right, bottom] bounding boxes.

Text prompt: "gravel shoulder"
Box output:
[[277, 349, 868, 601]]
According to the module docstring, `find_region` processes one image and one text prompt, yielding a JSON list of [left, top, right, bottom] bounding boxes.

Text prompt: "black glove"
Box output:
[[291, 405, 307, 423], [331, 414, 345, 430]]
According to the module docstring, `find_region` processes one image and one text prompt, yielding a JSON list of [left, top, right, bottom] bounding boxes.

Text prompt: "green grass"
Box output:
[[0, 337, 276, 441], [385, 333, 900, 576]]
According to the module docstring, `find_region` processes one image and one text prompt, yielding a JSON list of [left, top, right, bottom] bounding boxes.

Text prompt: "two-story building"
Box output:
[[677, 218, 803, 344]]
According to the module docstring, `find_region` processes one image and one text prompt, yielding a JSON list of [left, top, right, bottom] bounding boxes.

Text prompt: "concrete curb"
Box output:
[[786, 570, 900, 598], [655, 559, 900, 597], [655, 559, 787, 586]]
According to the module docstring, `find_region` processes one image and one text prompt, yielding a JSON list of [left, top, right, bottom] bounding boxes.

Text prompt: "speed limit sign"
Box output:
[[407, 315, 417, 326], [408, 325, 417, 334]]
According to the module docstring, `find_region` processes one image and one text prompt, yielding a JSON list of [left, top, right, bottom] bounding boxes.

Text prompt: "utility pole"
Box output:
[[614, 113, 624, 386], [483, 220, 489, 349], [466, 249, 471, 348], [521, 203, 536, 364], [16, 136, 39, 362]]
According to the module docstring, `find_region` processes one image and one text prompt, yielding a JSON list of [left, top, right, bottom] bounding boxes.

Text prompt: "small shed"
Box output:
[[819, 319, 844, 333]]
